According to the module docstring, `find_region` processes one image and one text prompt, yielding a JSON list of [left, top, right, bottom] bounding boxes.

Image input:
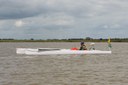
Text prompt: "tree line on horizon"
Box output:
[[0, 37, 128, 42]]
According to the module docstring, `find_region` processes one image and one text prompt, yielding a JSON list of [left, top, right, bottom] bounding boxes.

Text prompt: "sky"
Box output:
[[0, 0, 128, 39]]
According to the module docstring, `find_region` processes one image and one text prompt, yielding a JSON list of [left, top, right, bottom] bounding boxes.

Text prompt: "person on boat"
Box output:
[[79, 41, 87, 50], [89, 43, 95, 50]]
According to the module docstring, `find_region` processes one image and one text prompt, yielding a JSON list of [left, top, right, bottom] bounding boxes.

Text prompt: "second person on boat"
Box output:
[[79, 41, 87, 50]]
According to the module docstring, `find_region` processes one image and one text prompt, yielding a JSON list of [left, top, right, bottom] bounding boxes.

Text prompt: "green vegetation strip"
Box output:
[[0, 38, 128, 42]]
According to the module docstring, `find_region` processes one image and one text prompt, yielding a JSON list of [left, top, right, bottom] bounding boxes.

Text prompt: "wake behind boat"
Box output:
[[16, 48, 112, 55]]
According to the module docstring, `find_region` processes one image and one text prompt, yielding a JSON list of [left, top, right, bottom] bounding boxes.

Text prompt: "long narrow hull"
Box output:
[[16, 48, 112, 55]]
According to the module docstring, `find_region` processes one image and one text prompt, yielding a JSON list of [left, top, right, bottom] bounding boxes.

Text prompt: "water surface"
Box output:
[[0, 42, 128, 85]]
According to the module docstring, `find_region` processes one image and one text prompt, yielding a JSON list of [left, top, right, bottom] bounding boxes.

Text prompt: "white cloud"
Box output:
[[15, 20, 24, 27]]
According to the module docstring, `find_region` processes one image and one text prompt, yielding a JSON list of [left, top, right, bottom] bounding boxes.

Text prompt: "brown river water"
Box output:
[[0, 42, 128, 85]]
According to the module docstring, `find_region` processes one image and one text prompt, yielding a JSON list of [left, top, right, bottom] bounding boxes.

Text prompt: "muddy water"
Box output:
[[0, 42, 128, 85]]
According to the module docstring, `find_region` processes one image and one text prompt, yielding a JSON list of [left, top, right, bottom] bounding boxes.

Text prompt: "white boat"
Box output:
[[16, 48, 112, 55]]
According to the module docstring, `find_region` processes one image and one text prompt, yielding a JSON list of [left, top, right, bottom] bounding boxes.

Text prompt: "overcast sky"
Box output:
[[0, 0, 128, 39]]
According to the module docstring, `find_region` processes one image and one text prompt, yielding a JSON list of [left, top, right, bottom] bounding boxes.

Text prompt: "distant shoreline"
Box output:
[[0, 38, 128, 42]]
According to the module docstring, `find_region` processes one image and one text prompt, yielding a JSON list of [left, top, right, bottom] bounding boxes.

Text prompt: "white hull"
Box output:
[[16, 48, 112, 55]]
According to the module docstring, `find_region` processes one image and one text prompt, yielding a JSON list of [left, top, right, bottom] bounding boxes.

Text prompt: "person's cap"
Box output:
[[81, 42, 84, 45], [90, 43, 95, 45]]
